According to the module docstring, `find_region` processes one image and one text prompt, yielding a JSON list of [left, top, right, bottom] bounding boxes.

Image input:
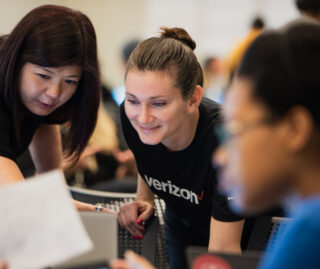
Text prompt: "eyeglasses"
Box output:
[[216, 116, 274, 145]]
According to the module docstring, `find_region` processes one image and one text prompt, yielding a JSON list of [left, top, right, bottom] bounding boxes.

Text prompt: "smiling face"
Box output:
[[19, 62, 82, 116], [214, 77, 294, 214], [124, 69, 199, 150]]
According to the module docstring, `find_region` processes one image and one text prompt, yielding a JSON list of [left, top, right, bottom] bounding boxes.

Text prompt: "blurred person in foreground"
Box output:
[[111, 18, 320, 269]]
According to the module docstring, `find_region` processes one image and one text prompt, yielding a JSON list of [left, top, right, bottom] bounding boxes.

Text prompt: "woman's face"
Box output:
[[19, 62, 82, 116], [125, 69, 197, 149], [214, 77, 293, 214]]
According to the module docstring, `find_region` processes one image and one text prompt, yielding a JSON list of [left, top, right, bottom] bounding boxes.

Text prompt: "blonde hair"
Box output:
[[89, 104, 119, 152], [84, 105, 119, 173]]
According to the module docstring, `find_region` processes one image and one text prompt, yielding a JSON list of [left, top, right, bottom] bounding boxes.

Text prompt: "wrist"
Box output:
[[136, 197, 154, 207]]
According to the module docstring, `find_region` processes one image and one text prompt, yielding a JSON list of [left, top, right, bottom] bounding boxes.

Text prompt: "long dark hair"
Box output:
[[125, 27, 203, 99], [237, 18, 320, 128], [0, 5, 100, 160]]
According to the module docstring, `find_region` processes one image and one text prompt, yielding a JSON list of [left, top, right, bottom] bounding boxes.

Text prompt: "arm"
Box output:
[[28, 124, 62, 173], [208, 217, 244, 253], [0, 156, 24, 185], [29, 124, 99, 212], [118, 173, 155, 237], [136, 173, 155, 206]]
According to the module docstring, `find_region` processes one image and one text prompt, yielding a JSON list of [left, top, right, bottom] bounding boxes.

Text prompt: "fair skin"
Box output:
[[0, 262, 7, 269], [0, 62, 96, 211], [118, 69, 243, 249]]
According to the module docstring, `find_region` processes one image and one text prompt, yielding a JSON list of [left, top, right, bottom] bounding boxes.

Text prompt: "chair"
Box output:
[[246, 216, 290, 252], [69, 186, 168, 268]]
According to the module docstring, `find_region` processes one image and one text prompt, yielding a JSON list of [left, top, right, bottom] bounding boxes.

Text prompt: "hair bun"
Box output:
[[160, 27, 196, 50]]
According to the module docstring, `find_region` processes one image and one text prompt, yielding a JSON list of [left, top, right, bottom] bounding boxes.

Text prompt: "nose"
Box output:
[[45, 82, 61, 99], [138, 105, 153, 124], [213, 145, 228, 169]]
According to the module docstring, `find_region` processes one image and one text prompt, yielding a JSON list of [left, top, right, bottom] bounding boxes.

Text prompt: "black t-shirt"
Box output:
[[0, 97, 62, 162], [121, 97, 242, 230]]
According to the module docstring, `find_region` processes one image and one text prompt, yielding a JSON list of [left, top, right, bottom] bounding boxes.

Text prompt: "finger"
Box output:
[[125, 251, 155, 269], [128, 223, 143, 238], [137, 208, 154, 223], [101, 208, 118, 215], [110, 259, 131, 269]]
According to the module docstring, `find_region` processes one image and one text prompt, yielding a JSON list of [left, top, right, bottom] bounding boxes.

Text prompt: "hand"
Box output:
[[72, 199, 117, 215], [118, 200, 154, 239], [110, 250, 155, 269]]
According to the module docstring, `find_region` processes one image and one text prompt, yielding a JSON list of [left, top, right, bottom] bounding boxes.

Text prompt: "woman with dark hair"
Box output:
[[0, 5, 100, 210], [117, 27, 244, 268]]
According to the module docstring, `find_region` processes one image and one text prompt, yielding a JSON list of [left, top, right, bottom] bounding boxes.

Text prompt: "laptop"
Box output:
[[53, 211, 118, 269], [187, 246, 261, 269]]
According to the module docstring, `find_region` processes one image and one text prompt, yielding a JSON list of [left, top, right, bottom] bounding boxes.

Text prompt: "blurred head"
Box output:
[[124, 27, 203, 150], [122, 40, 140, 65], [214, 19, 320, 214], [296, 0, 320, 19], [0, 5, 100, 159], [251, 16, 265, 29]]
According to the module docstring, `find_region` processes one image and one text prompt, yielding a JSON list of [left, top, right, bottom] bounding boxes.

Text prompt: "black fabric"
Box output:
[[121, 98, 243, 232], [0, 96, 64, 162]]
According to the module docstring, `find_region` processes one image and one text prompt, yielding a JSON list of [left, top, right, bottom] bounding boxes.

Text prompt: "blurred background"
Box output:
[[0, 0, 299, 89]]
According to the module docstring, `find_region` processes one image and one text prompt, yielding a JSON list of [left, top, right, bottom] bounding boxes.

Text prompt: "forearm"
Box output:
[[136, 174, 155, 205], [29, 124, 63, 173], [208, 218, 244, 253]]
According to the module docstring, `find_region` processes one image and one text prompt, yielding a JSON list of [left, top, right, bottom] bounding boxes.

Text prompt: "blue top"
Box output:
[[259, 196, 320, 269]]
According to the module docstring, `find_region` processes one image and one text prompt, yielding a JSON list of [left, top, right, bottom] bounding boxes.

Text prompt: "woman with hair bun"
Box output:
[[118, 27, 244, 268], [0, 5, 100, 210]]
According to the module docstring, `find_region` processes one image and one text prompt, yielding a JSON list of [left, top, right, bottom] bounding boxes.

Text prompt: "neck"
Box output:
[[294, 160, 320, 198], [162, 108, 200, 151], [303, 11, 320, 22]]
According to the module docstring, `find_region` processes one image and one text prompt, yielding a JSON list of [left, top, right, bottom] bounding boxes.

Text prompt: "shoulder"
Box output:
[[196, 98, 221, 143], [199, 97, 221, 125]]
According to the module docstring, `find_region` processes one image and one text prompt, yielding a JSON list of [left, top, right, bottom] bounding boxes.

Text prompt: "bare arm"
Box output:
[[0, 156, 24, 185], [136, 173, 155, 205], [28, 124, 98, 212], [28, 124, 62, 173], [208, 217, 244, 253]]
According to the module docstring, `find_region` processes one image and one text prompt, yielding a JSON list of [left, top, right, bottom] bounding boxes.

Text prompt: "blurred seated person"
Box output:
[[226, 16, 265, 81], [111, 40, 140, 105], [202, 56, 227, 103], [64, 104, 137, 192]]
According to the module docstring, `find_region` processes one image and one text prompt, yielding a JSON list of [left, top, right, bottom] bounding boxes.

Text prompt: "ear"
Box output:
[[187, 85, 203, 113], [284, 106, 314, 153]]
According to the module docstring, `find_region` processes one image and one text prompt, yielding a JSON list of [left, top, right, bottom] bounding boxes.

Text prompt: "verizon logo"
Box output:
[[144, 175, 205, 205]]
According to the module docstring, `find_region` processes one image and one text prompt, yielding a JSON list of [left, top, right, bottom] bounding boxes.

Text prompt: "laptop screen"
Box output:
[[54, 211, 117, 269]]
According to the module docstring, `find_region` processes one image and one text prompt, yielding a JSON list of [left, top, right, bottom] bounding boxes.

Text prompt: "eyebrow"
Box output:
[[41, 67, 81, 78], [126, 93, 166, 99]]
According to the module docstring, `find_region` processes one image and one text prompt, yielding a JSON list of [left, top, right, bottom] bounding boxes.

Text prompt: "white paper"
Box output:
[[0, 170, 93, 269]]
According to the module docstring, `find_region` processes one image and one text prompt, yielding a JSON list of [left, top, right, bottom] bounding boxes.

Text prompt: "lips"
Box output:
[[37, 100, 55, 110], [138, 124, 160, 134], [139, 125, 159, 130]]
